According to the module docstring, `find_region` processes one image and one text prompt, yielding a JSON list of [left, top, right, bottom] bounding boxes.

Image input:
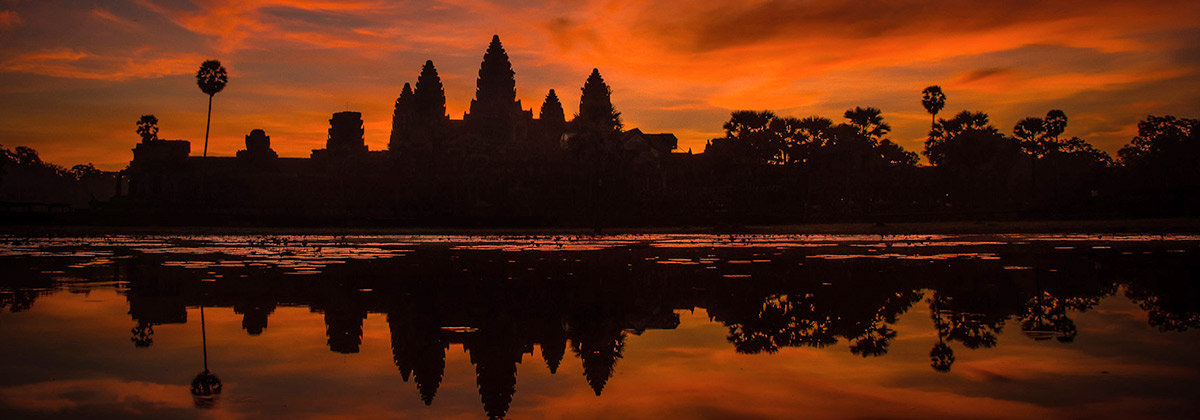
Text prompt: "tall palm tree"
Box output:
[[921, 85, 946, 131], [196, 60, 228, 157]]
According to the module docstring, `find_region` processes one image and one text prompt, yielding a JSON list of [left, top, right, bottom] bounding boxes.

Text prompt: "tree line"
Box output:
[[697, 86, 1198, 223]]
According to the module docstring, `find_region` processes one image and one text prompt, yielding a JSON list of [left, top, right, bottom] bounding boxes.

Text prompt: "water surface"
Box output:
[[1, 234, 1198, 419]]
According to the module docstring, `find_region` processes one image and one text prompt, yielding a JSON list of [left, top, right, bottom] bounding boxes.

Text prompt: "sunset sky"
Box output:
[[1, 0, 1198, 170]]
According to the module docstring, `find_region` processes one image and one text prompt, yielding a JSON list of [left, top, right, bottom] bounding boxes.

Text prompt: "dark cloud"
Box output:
[[955, 68, 1011, 84], [260, 6, 373, 31], [634, 0, 1197, 53]]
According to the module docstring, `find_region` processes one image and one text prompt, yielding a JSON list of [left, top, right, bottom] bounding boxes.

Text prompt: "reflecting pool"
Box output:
[[1, 234, 1198, 419]]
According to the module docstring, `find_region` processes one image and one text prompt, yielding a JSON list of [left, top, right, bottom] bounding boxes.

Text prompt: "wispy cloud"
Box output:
[[0, 10, 18, 29], [1, 47, 204, 80]]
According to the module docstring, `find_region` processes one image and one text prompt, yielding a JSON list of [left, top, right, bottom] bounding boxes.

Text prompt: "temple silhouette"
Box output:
[[119, 35, 686, 227], [4, 36, 1195, 227]]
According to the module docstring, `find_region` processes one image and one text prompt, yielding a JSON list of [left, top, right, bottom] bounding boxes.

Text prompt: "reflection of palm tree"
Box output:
[[131, 321, 154, 347], [190, 306, 222, 408], [921, 86, 946, 131], [849, 322, 897, 357], [196, 60, 228, 157], [928, 293, 955, 372], [930, 341, 955, 373]]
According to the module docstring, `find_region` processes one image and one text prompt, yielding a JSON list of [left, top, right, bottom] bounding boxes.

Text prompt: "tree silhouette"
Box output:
[[136, 114, 158, 142], [1117, 115, 1198, 167], [921, 85, 946, 130], [1014, 110, 1070, 157], [1116, 115, 1199, 215], [924, 110, 1012, 167], [1013, 117, 1046, 154], [68, 163, 102, 180], [843, 107, 890, 143], [720, 110, 781, 164], [196, 60, 228, 158], [1043, 109, 1067, 140]]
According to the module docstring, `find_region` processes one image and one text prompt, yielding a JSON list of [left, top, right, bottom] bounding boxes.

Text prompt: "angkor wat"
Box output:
[[4, 36, 1196, 227], [119, 35, 685, 227]]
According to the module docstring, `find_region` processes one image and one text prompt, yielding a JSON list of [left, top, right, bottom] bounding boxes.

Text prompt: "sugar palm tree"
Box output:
[[196, 60, 228, 157], [136, 114, 159, 142], [190, 305, 222, 408], [921, 85, 946, 131]]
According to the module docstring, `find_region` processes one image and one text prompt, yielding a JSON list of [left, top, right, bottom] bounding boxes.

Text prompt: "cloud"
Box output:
[[0, 378, 192, 413], [0, 10, 18, 28], [955, 68, 1012, 84], [91, 7, 138, 29], [1, 48, 205, 80]]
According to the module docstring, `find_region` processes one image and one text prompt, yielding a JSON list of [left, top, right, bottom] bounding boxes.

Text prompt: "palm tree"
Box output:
[[921, 85, 946, 130], [136, 114, 159, 142], [843, 106, 890, 143], [196, 60, 228, 157]]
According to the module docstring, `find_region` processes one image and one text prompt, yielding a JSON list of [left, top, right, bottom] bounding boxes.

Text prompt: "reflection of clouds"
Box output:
[[0, 378, 192, 413]]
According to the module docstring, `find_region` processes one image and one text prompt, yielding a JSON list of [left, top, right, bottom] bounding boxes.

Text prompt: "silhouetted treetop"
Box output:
[[196, 60, 227, 96], [415, 61, 448, 122], [1013, 117, 1045, 144], [843, 106, 890, 143], [68, 163, 102, 180], [1044, 110, 1067, 139], [709, 109, 918, 169], [1014, 110, 1088, 158], [1117, 115, 1198, 167], [137, 115, 159, 142], [877, 139, 919, 166], [539, 89, 565, 124], [924, 110, 1012, 168], [922, 85, 946, 128], [720, 110, 781, 164]]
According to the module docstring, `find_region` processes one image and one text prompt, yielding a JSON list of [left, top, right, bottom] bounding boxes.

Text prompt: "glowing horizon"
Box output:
[[1, 0, 1198, 170]]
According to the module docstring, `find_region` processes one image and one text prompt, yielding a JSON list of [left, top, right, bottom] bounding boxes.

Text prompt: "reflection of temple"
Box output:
[[119, 35, 688, 226], [5, 240, 1192, 418]]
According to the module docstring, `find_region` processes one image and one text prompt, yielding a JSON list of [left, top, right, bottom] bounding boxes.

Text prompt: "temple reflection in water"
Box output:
[[1, 234, 1198, 419]]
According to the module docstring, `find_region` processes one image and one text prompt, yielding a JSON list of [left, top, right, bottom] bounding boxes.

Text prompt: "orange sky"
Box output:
[[1, 0, 1199, 170]]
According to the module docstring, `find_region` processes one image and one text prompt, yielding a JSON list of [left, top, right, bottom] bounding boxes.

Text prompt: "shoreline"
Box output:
[[3, 218, 1198, 237]]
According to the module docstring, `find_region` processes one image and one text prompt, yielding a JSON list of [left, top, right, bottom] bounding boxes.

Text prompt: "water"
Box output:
[[1, 234, 1198, 419]]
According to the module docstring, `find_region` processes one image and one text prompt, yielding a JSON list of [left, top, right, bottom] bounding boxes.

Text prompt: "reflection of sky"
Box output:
[[2, 287, 1199, 419], [3, 233, 1199, 274], [2, 1, 1200, 170]]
